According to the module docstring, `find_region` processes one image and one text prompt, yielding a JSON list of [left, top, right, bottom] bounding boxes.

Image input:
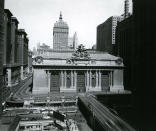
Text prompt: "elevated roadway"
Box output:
[[78, 93, 135, 131]]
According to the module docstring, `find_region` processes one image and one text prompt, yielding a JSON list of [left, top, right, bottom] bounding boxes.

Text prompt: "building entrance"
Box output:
[[77, 71, 86, 93], [101, 71, 110, 91], [50, 71, 60, 92], [66, 71, 71, 88]]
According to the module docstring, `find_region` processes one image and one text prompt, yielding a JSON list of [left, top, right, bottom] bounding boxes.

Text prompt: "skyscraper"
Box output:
[[96, 16, 122, 55], [124, 0, 130, 19], [116, 15, 134, 91], [68, 32, 78, 50], [131, 0, 156, 130], [116, 0, 156, 130], [53, 12, 69, 50]]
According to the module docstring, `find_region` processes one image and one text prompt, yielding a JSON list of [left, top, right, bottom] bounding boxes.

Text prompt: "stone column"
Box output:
[[109, 71, 112, 88], [61, 71, 64, 88], [48, 71, 51, 93], [86, 70, 89, 91], [7, 68, 12, 87], [110, 71, 113, 87], [64, 70, 67, 88], [99, 70, 101, 90], [20, 66, 24, 80], [71, 71, 74, 88], [96, 70, 99, 88], [89, 71, 92, 88], [74, 71, 77, 89], [84, 72, 86, 91]]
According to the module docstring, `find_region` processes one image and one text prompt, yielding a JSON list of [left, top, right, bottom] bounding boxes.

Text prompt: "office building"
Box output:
[[96, 0, 131, 55], [53, 12, 69, 50], [124, 0, 130, 19], [116, 15, 134, 91], [0, 8, 30, 109], [68, 32, 78, 50], [132, 0, 155, 129], [116, 0, 155, 129], [96, 16, 122, 55]]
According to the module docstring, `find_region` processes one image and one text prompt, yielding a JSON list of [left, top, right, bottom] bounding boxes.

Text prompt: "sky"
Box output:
[[5, 0, 132, 50]]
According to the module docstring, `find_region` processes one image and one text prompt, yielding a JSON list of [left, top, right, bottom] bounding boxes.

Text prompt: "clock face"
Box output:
[[34, 56, 43, 64], [66, 59, 72, 64]]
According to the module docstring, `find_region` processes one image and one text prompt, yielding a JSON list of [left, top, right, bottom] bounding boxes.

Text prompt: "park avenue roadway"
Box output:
[[79, 93, 135, 131]]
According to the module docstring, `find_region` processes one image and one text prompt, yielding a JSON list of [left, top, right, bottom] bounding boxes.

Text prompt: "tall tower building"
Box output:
[[116, 0, 156, 130], [132, 0, 155, 130], [53, 12, 69, 50], [68, 32, 78, 50], [96, 16, 122, 55], [124, 0, 130, 18]]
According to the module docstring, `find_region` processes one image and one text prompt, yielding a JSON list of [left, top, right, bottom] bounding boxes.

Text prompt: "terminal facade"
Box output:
[[33, 45, 124, 94]]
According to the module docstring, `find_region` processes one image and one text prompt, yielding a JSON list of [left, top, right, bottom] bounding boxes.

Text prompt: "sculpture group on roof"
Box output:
[[72, 44, 90, 60]]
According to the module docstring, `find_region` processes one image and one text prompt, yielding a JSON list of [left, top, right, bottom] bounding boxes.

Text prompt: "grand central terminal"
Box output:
[[33, 45, 124, 94]]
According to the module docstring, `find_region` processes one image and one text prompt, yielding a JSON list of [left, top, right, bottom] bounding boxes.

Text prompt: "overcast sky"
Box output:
[[5, 0, 132, 50]]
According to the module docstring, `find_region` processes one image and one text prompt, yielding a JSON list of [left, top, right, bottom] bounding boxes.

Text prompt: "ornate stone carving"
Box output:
[[66, 44, 93, 65], [115, 57, 123, 65], [71, 44, 90, 60], [34, 56, 43, 64]]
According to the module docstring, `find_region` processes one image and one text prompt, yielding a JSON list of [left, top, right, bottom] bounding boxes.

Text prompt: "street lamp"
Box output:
[[47, 92, 50, 113]]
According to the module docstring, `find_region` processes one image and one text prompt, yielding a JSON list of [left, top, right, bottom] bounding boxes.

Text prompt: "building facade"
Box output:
[[0, 0, 5, 114], [17, 29, 29, 80], [36, 43, 75, 56], [33, 45, 124, 94], [53, 12, 69, 50], [10, 17, 19, 64], [116, 15, 134, 91], [0, 8, 30, 109], [96, 0, 131, 55], [3, 9, 12, 66], [96, 16, 122, 55], [2, 10, 21, 89], [132, 0, 155, 129], [116, 0, 156, 129]]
